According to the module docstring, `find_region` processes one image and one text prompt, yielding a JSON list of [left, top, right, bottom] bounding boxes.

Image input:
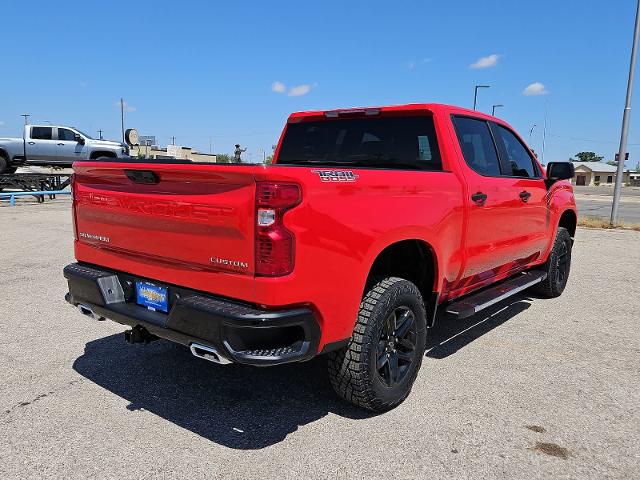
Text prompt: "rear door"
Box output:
[[26, 126, 56, 163], [451, 116, 520, 287]]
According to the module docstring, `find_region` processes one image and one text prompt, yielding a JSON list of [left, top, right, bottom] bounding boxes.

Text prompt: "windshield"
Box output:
[[73, 128, 94, 140], [277, 115, 442, 170]]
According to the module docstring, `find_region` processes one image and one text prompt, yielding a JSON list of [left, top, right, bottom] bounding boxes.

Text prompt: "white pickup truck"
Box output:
[[0, 125, 129, 174]]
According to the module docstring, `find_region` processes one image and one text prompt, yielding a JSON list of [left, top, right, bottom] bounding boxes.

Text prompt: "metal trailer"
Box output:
[[0, 173, 72, 204]]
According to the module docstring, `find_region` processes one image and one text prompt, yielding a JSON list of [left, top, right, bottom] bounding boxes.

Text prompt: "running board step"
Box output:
[[445, 271, 547, 319]]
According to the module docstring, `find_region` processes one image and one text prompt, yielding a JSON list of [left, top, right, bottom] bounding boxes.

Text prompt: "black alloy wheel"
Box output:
[[377, 306, 417, 387]]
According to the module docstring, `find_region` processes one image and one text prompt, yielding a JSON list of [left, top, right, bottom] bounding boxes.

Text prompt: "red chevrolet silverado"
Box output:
[[64, 103, 577, 411]]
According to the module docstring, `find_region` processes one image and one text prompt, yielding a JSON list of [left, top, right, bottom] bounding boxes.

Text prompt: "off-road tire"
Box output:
[[327, 277, 427, 412], [0, 153, 9, 175], [531, 227, 572, 298]]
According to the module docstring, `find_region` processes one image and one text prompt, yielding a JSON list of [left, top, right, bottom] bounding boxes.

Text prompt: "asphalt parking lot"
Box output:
[[1, 199, 639, 479], [574, 185, 640, 223]]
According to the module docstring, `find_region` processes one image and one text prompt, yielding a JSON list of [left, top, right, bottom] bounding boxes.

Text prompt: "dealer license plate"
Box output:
[[136, 282, 168, 312]]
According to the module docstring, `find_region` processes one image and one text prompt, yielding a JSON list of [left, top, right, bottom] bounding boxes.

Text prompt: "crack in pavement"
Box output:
[[1, 379, 84, 420]]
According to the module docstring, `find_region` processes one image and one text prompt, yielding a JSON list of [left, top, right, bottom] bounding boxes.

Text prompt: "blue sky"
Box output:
[[2, 0, 639, 166]]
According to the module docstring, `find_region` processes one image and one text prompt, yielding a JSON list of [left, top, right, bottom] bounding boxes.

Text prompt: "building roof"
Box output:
[[572, 162, 628, 173]]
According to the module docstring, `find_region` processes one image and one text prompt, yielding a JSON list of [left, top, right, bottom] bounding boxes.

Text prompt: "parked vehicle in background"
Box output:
[[0, 125, 129, 174], [63, 103, 577, 411]]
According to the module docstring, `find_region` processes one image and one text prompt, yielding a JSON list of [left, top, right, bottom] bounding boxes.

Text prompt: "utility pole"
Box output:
[[98, 129, 103, 140], [541, 100, 548, 165], [612, 0, 640, 226], [120, 98, 125, 143], [473, 85, 490, 110], [21, 114, 30, 125], [171, 136, 176, 145]]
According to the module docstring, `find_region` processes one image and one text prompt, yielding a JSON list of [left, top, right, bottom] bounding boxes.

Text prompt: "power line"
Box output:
[[530, 129, 640, 145]]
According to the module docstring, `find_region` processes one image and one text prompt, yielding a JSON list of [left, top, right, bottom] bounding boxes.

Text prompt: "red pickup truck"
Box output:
[[64, 103, 577, 411]]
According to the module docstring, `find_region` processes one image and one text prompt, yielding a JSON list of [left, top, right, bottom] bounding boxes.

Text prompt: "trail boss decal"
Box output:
[[311, 170, 359, 182]]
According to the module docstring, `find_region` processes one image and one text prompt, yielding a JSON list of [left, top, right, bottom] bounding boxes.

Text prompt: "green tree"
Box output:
[[635, 161, 640, 172], [265, 155, 274, 165], [571, 151, 604, 162], [216, 153, 232, 163]]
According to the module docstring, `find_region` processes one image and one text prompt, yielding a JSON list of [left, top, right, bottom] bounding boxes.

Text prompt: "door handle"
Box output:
[[57, 143, 65, 146], [519, 191, 532, 202], [28, 141, 35, 145], [471, 192, 488, 205]]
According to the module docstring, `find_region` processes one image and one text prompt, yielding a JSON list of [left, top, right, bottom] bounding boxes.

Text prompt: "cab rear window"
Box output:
[[277, 116, 442, 171]]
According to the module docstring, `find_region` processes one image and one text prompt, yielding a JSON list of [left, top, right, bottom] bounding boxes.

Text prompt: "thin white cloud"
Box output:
[[272, 81, 286, 93], [288, 84, 314, 97], [114, 100, 136, 112], [408, 58, 431, 70], [523, 82, 548, 96], [470, 54, 500, 69]]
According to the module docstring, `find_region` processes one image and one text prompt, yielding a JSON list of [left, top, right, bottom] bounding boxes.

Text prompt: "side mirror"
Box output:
[[546, 162, 574, 181], [74, 133, 85, 144]]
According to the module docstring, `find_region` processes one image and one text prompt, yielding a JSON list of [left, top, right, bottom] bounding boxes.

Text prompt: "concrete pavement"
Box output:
[[1, 201, 638, 479]]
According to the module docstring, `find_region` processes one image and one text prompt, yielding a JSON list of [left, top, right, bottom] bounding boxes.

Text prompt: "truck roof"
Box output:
[[288, 103, 500, 122]]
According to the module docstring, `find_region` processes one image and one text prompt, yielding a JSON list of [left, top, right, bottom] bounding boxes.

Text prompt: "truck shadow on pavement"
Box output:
[[427, 294, 532, 359], [72, 335, 369, 450], [72, 294, 532, 449]]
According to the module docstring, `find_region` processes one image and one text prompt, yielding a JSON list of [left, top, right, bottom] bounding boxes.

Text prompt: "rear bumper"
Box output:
[[64, 262, 320, 366]]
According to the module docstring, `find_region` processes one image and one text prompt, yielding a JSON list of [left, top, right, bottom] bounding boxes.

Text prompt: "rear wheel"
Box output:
[[531, 227, 572, 298], [327, 277, 427, 412]]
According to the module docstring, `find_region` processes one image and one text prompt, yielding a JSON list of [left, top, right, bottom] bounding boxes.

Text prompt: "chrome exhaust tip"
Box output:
[[190, 343, 233, 365], [77, 304, 104, 321]]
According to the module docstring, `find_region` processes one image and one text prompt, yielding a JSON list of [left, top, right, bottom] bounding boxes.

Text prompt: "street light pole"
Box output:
[[491, 104, 503, 116], [541, 99, 548, 165], [120, 98, 125, 143], [473, 85, 490, 110], [611, 0, 640, 226]]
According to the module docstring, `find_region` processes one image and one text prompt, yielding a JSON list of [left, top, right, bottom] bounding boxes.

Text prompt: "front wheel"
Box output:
[[0, 154, 10, 175], [531, 227, 572, 298], [327, 277, 427, 412]]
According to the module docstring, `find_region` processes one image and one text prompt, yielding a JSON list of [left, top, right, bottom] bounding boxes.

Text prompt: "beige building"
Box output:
[[571, 162, 631, 186], [130, 144, 219, 163]]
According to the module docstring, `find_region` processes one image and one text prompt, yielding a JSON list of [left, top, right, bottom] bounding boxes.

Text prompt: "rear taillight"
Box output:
[[71, 174, 78, 240], [255, 182, 301, 276]]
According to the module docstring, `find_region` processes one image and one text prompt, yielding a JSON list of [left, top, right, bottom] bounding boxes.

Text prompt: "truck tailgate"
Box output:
[[73, 162, 256, 292]]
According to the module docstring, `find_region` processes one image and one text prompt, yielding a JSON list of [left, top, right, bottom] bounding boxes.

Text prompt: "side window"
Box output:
[[493, 125, 538, 178], [452, 116, 501, 176], [57, 128, 76, 141], [31, 127, 53, 140]]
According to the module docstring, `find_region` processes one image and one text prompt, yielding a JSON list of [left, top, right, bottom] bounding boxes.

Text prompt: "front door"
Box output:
[[490, 122, 548, 262], [55, 127, 86, 164], [576, 175, 586, 186]]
